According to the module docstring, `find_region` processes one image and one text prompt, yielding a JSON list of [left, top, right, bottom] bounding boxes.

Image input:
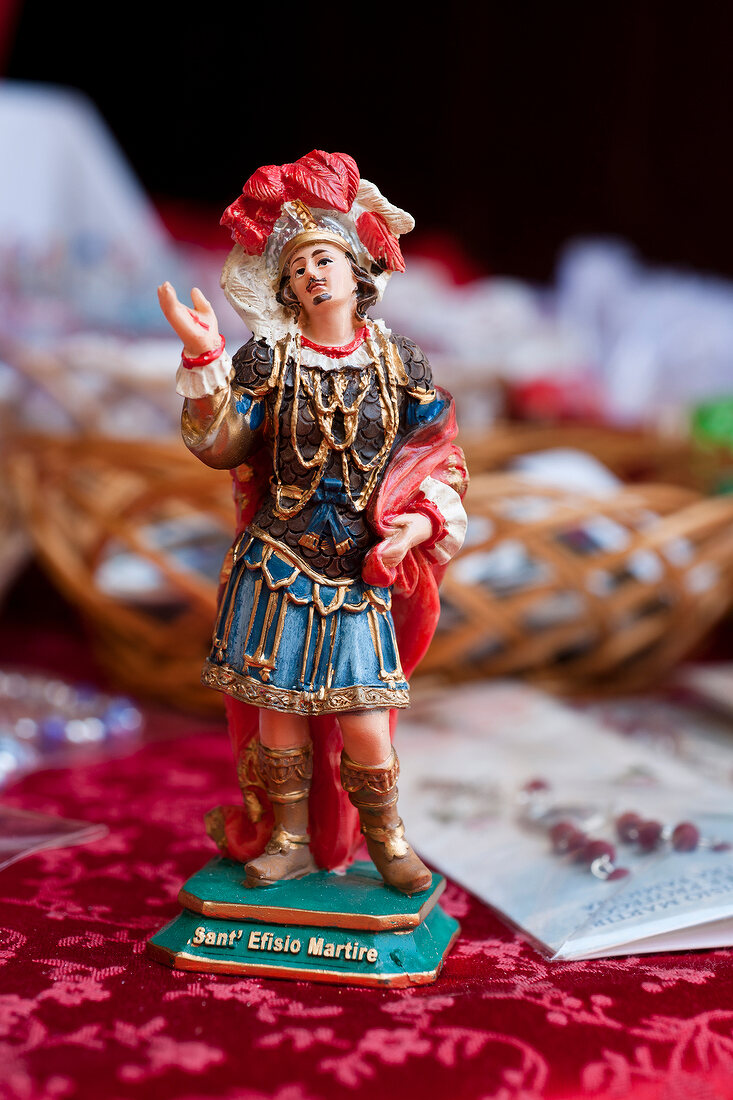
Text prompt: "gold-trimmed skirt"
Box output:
[[203, 533, 409, 716]]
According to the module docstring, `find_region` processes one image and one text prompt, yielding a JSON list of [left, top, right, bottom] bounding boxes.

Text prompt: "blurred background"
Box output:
[[3, 1, 733, 781]]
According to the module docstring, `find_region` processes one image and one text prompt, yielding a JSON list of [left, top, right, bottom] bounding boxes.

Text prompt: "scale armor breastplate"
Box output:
[[233, 333, 433, 581]]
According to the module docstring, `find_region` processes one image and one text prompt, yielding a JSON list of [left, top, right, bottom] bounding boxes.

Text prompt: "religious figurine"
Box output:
[[158, 151, 468, 902]]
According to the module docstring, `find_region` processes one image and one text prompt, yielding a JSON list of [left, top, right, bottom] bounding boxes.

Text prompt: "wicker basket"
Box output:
[[461, 420, 728, 492], [422, 430, 733, 693], [7, 435, 229, 712], [6, 420, 733, 709]]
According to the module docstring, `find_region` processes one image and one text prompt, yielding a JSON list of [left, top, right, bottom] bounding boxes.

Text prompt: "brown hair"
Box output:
[[276, 253, 379, 322]]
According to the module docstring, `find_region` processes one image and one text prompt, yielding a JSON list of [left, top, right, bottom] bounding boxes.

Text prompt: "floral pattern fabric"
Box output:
[[3, 722, 733, 1100]]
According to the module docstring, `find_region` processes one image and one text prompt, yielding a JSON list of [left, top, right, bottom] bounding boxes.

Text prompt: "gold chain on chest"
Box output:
[[270, 329, 402, 517], [297, 367, 370, 454]]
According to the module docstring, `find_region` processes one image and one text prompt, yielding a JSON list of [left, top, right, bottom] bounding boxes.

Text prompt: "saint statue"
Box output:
[[159, 151, 468, 897]]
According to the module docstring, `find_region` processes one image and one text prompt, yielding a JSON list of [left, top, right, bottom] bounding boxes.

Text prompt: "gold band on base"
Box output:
[[202, 660, 409, 716]]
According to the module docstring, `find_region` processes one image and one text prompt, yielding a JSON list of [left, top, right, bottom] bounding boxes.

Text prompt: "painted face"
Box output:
[[287, 243, 356, 315]]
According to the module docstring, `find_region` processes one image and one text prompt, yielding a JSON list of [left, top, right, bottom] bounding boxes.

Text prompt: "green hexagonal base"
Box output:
[[148, 858, 459, 988]]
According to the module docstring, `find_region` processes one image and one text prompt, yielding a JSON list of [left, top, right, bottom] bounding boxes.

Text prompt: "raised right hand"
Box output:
[[157, 282, 222, 359]]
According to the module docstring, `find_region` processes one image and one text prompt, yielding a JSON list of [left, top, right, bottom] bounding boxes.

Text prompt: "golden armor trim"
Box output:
[[257, 742, 313, 788], [300, 605, 314, 684], [261, 556, 300, 591], [269, 325, 404, 519], [312, 584, 346, 616], [265, 789, 311, 805], [325, 616, 337, 689], [340, 749, 400, 795], [246, 588, 281, 679], [365, 588, 390, 610], [236, 531, 394, 610], [265, 825, 311, 853], [406, 386, 437, 404], [241, 575, 263, 656], [308, 616, 327, 692], [366, 605, 403, 683], [247, 527, 354, 587], [298, 364, 371, 456], [202, 661, 409, 716], [362, 818, 410, 860], [385, 336, 410, 387], [231, 531, 252, 566], [212, 546, 248, 661]]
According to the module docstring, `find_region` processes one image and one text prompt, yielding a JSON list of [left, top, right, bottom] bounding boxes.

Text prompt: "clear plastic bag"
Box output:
[[0, 806, 108, 871]]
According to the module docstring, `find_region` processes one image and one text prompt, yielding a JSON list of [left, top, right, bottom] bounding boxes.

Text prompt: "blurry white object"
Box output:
[[0, 336, 182, 437], [558, 240, 733, 424], [379, 259, 590, 428], [0, 81, 167, 254], [95, 514, 231, 604], [383, 261, 584, 370], [0, 81, 187, 334], [0, 807, 107, 871], [510, 448, 622, 496], [0, 83, 201, 437]]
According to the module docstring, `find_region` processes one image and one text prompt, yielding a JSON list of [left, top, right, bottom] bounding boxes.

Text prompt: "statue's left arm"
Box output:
[[391, 334, 468, 566]]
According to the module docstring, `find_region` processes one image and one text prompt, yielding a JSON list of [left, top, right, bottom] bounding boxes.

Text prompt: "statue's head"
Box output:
[[219, 151, 413, 343], [276, 238, 378, 324]]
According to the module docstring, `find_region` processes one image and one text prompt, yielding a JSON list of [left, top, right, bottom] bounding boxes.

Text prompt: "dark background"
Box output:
[[6, 3, 733, 280]]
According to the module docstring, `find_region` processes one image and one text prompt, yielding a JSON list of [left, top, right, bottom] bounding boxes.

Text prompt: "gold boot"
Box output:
[[341, 749, 432, 896], [244, 743, 317, 887]]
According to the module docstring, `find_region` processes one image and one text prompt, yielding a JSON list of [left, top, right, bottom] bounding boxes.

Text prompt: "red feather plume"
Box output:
[[222, 150, 363, 254], [220, 196, 279, 255], [356, 211, 406, 272], [336, 152, 360, 208], [282, 150, 354, 213], [242, 163, 285, 204]]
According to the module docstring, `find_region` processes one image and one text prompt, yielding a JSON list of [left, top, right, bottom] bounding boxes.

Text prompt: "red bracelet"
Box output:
[[181, 334, 225, 368]]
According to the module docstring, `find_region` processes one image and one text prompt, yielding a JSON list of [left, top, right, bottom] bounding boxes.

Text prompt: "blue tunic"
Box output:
[[202, 534, 409, 715]]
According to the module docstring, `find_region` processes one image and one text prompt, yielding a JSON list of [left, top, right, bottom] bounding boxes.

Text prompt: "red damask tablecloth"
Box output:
[[3, 710, 733, 1100]]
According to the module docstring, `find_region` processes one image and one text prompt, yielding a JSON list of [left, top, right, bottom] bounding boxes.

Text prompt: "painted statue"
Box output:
[[159, 150, 467, 897]]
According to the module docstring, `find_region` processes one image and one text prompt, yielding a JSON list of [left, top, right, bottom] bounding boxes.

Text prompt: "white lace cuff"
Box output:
[[176, 350, 233, 398], [419, 475, 467, 565]]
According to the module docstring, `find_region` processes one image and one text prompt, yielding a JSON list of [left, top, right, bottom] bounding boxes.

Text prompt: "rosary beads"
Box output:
[[520, 778, 730, 883]]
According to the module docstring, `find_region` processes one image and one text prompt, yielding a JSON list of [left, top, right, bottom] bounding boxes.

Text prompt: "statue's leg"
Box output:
[[339, 709, 432, 896], [244, 709, 317, 887]]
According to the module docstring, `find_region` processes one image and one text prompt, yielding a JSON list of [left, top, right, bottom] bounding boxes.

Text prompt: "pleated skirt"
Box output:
[[202, 534, 409, 716]]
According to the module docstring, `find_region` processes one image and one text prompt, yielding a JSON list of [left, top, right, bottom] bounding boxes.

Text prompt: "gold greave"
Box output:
[[244, 742, 316, 887], [257, 742, 311, 801], [340, 749, 432, 896]]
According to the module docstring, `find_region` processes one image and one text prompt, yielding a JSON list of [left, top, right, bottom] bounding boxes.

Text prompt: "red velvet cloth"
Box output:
[[3, 716, 733, 1100]]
